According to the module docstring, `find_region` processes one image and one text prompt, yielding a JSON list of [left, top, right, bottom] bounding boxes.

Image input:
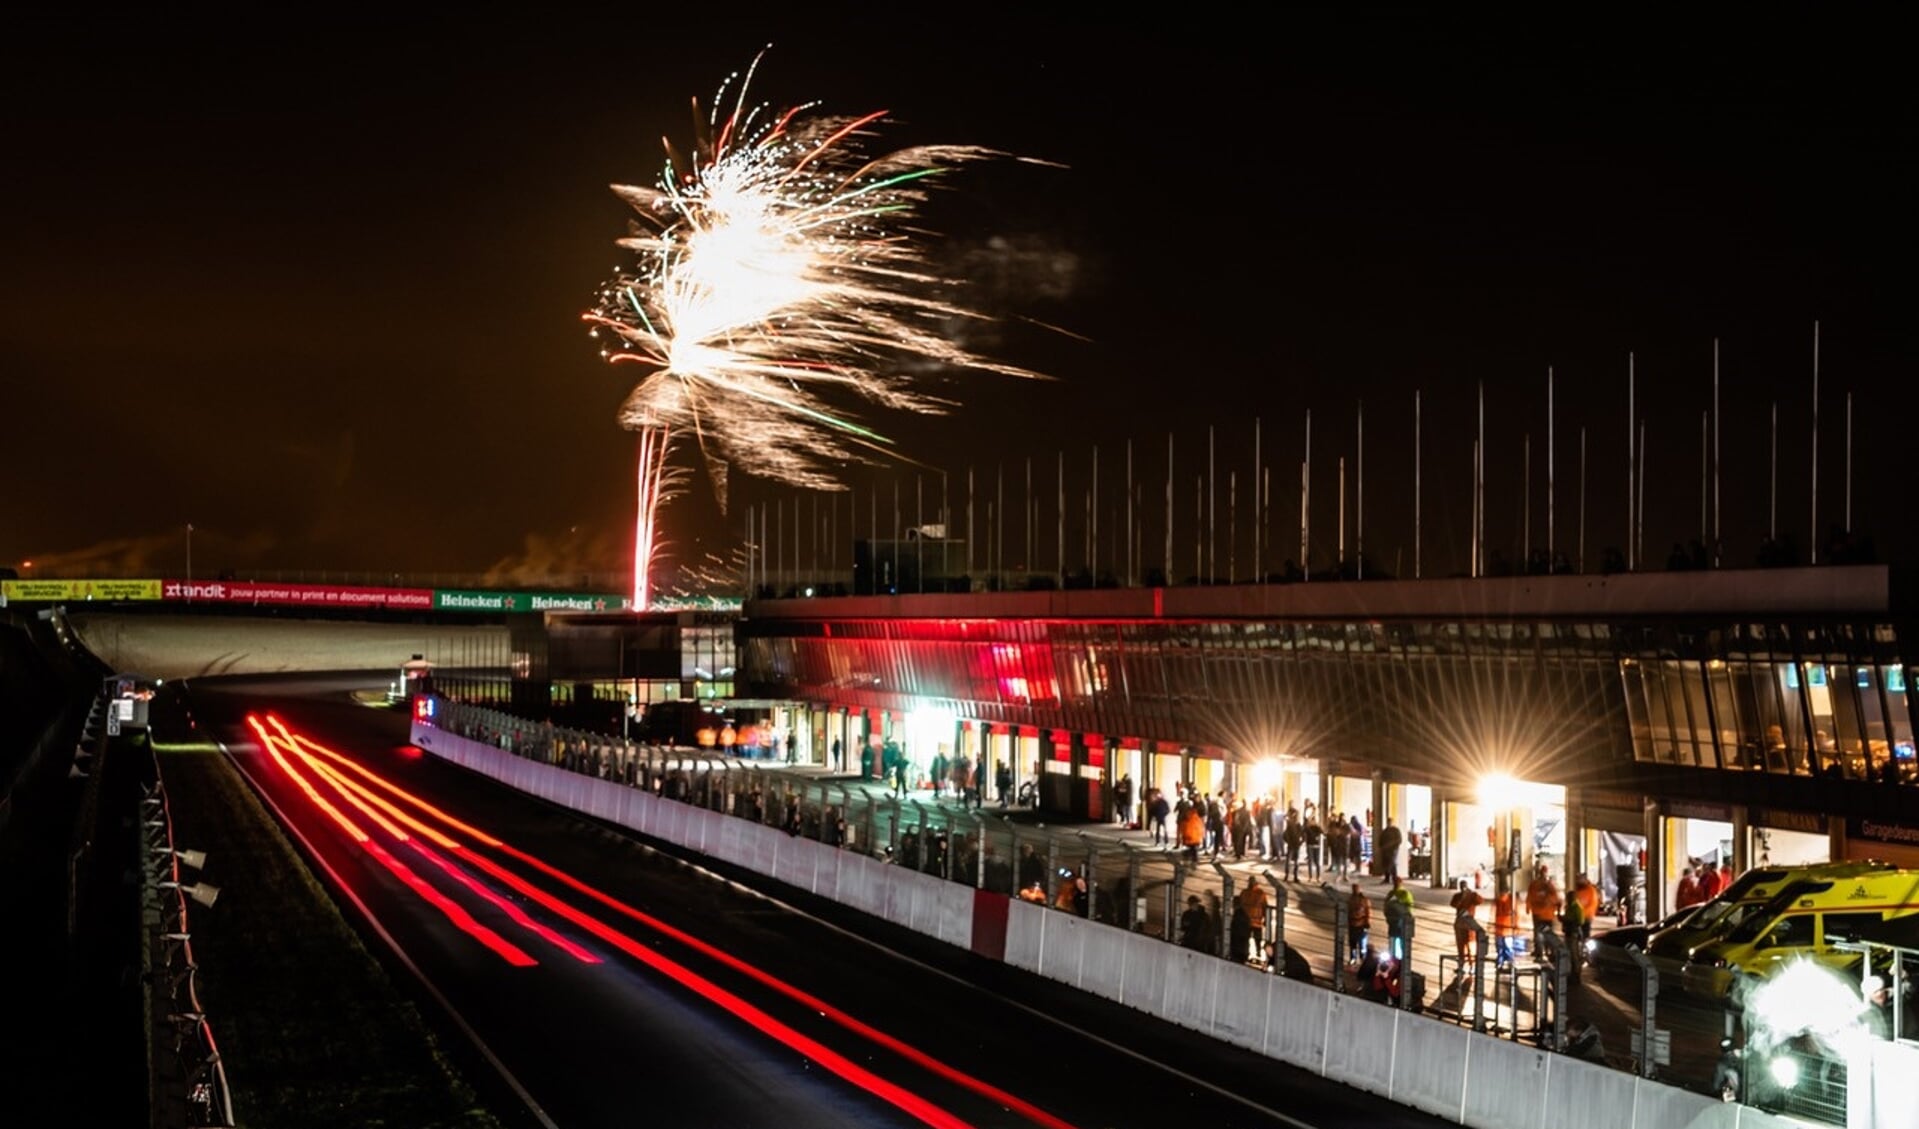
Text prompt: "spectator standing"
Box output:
[[1205, 794, 1226, 858], [1114, 773, 1135, 827], [1282, 812, 1305, 881], [1385, 876, 1416, 962], [1526, 864, 1562, 959], [1347, 883, 1372, 958], [931, 750, 948, 799], [1230, 799, 1254, 861], [1148, 788, 1171, 846], [1179, 895, 1212, 952], [1238, 883, 1268, 963], [1375, 818, 1403, 884], [1304, 815, 1324, 880], [1674, 865, 1703, 909], [1328, 815, 1349, 880], [996, 761, 1014, 808]]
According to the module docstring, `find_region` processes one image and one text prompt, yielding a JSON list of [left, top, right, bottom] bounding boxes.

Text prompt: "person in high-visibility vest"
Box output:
[[1526, 864, 1562, 960]]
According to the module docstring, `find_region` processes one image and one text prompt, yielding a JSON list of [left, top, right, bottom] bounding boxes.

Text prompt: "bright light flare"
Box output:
[[1742, 956, 1877, 1059]]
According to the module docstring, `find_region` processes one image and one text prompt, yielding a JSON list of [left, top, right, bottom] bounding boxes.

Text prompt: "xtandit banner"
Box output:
[[161, 580, 435, 609]]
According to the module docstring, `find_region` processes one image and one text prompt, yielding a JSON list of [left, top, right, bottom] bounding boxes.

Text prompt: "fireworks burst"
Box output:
[[585, 49, 1046, 605]]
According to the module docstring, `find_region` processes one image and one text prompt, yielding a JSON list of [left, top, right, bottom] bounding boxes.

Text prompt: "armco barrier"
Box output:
[[410, 720, 1863, 1129]]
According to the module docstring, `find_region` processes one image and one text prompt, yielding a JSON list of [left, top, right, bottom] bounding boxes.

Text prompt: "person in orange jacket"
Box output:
[[1570, 873, 1600, 946], [1526, 864, 1562, 959], [1179, 804, 1205, 864], [1492, 889, 1519, 966]]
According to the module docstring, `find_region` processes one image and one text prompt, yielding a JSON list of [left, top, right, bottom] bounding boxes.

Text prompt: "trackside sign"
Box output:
[[431, 590, 630, 613]]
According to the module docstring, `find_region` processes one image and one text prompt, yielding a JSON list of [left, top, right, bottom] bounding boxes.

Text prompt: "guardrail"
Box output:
[[135, 711, 234, 1128], [416, 697, 1893, 1127]]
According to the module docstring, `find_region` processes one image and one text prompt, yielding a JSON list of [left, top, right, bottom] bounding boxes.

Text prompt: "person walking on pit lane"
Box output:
[[1147, 787, 1171, 846]]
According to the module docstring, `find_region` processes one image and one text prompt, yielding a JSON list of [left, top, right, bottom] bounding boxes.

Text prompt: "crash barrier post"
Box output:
[[1263, 870, 1287, 970], [1627, 945, 1660, 1079], [1322, 882, 1347, 992]]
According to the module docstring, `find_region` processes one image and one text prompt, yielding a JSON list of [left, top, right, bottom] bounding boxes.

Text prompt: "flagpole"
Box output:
[[1414, 390, 1422, 580], [1811, 320, 1821, 564], [1356, 401, 1365, 580]]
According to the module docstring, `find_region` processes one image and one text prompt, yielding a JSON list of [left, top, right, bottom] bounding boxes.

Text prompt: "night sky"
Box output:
[[5, 12, 1913, 587]]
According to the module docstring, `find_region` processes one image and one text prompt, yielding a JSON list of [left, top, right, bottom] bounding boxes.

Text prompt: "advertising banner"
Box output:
[[161, 580, 434, 610], [2, 579, 163, 601], [432, 589, 629, 613]]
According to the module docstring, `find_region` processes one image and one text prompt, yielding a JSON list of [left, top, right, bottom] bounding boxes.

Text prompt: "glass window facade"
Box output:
[[740, 610, 1919, 791]]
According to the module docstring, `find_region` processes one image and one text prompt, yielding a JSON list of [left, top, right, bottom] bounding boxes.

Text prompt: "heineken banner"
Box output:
[[431, 589, 631, 613]]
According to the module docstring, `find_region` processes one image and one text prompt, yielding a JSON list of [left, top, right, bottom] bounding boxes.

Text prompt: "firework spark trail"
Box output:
[[586, 49, 1046, 605]]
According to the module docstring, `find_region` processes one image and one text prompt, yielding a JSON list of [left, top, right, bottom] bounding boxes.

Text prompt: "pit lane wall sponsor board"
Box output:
[[431, 589, 631, 613], [2, 579, 163, 602], [161, 579, 435, 609]]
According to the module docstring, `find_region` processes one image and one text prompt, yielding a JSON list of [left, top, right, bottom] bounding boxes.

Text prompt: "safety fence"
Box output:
[[414, 700, 1884, 1129]]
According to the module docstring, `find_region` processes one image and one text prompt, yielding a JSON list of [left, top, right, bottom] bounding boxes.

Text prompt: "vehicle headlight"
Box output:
[[1768, 1055, 1799, 1090]]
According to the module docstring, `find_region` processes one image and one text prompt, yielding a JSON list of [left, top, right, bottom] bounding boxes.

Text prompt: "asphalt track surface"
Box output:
[[188, 673, 1451, 1129]]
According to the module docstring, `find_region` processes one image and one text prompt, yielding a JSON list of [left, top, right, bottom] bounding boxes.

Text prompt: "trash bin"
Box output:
[[1615, 864, 1641, 925], [1403, 970, 1427, 1012]]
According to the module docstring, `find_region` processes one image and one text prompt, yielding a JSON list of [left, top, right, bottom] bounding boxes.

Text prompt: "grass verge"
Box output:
[[155, 740, 506, 1129]]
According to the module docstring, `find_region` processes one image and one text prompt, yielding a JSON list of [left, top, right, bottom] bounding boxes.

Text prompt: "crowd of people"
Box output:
[[1130, 779, 1390, 882]]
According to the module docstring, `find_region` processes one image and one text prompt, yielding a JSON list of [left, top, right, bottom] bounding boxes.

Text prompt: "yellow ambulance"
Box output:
[[1686, 869, 1919, 996]]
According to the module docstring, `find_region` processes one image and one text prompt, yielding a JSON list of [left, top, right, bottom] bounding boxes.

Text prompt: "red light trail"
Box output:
[[253, 716, 1078, 1129]]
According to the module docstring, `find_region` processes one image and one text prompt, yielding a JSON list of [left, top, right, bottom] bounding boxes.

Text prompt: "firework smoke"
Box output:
[[586, 49, 1045, 606]]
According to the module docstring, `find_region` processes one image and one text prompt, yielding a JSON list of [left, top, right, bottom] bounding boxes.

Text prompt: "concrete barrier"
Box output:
[[1159, 946, 1221, 1032], [1632, 1078, 1735, 1129], [1075, 917, 1134, 1000], [1209, 961, 1273, 1052], [1388, 1011, 1472, 1120], [772, 834, 817, 892], [1004, 899, 1046, 973], [1116, 929, 1169, 1015], [928, 882, 972, 949], [1264, 973, 1330, 1071], [1540, 1053, 1636, 1129], [1459, 1035, 1551, 1129], [1322, 993, 1399, 1097], [1037, 911, 1087, 987]]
